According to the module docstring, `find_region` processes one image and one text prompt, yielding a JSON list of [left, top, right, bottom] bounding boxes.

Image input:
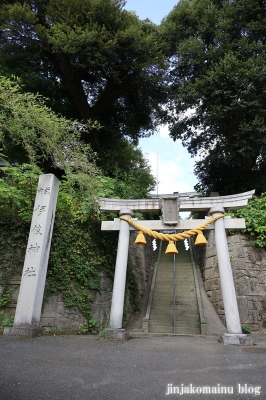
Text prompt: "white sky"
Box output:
[[123, 1, 198, 195]]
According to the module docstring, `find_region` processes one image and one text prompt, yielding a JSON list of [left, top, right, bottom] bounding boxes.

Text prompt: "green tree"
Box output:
[[0, 74, 100, 187], [0, 0, 168, 157], [161, 0, 266, 194], [0, 74, 155, 216]]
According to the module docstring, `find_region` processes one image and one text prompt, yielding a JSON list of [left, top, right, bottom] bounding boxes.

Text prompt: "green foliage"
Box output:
[[76, 320, 98, 334], [98, 139, 156, 199], [0, 74, 156, 209], [0, 0, 168, 154], [0, 160, 143, 329], [0, 287, 14, 307], [0, 75, 101, 187], [228, 194, 266, 247], [242, 324, 251, 334], [161, 0, 266, 194], [0, 311, 14, 334], [45, 213, 118, 322], [0, 164, 42, 221], [45, 327, 68, 336]]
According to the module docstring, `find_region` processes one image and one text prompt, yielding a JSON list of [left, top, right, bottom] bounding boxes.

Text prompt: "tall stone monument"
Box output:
[[4, 174, 59, 337]]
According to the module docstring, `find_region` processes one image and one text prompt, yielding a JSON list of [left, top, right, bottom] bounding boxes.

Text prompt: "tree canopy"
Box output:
[[0, 0, 168, 161], [161, 0, 266, 194], [0, 74, 155, 209]]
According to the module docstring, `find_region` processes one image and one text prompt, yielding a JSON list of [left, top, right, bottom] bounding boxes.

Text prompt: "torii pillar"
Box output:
[[100, 190, 255, 344], [108, 209, 133, 340]]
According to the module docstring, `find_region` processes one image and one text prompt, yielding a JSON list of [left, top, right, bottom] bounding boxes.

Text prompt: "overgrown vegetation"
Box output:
[[242, 324, 251, 334], [228, 193, 266, 248], [0, 311, 14, 334], [0, 75, 153, 332], [0, 162, 143, 332]]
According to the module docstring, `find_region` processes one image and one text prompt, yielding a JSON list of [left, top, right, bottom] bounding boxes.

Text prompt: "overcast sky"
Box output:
[[123, 1, 198, 195]]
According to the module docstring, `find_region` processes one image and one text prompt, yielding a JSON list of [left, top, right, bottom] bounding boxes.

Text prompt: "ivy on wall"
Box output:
[[227, 193, 266, 248], [0, 165, 141, 331], [0, 214, 119, 321], [46, 216, 119, 322]]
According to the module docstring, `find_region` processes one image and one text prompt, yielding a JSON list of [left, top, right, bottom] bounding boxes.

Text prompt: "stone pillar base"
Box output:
[[220, 333, 253, 346], [3, 326, 44, 338], [108, 328, 129, 341]]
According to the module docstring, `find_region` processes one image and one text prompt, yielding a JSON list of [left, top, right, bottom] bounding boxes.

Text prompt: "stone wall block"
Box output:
[[249, 309, 259, 324], [240, 235, 252, 247], [232, 258, 246, 270], [233, 245, 245, 258], [258, 271, 266, 286], [204, 264, 220, 280], [100, 276, 113, 292], [205, 257, 218, 270], [248, 296, 258, 310], [237, 296, 249, 324], [199, 232, 266, 332], [244, 248, 257, 263], [235, 275, 261, 296], [204, 278, 220, 292], [215, 301, 225, 314], [210, 289, 222, 303], [206, 248, 218, 258], [40, 293, 87, 330]]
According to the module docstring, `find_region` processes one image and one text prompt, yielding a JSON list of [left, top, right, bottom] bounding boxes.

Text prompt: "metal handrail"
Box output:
[[143, 240, 162, 332], [188, 237, 206, 336], [173, 251, 176, 334]]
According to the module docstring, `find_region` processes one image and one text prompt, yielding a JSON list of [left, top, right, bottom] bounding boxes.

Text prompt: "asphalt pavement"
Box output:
[[1, 333, 266, 400]]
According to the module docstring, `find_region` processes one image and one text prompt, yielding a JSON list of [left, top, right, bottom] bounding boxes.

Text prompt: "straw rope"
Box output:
[[119, 214, 224, 242]]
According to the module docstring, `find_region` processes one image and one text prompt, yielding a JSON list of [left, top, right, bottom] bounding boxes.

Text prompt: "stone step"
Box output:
[[153, 287, 196, 292], [156, 272, 194, 276], [153, 282, 195, 288], [153, 290, 197, 302], [175, 327, 201, 334], [149, 314, 200, 322], [149, 320, 201, 328], [175, 314, 200, 322], [155, 277, 195, 282], [156, 271, 193, 276], [148, 326, 174, 334], [149, 315, 200, 323], [153, 288, 197, 300], [148, 326, 201, 335], [158, 268, 192, 271], [149, 320, 172, 327], [159, 260, 191, 264], [151, 309, 199, 317], [151, 305, 199, 314], [153, 289, 196, 295]]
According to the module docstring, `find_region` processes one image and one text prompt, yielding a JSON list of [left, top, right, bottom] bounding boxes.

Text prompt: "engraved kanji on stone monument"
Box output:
[[5, 174, 59, 337]]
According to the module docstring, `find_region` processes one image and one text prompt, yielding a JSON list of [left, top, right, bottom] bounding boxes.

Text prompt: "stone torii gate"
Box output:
[[100, 190, 255, 344]]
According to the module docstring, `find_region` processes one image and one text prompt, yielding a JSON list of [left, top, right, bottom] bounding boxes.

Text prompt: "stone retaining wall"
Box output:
[[3, 232, 156, 332], [197, 231, 266, 332]]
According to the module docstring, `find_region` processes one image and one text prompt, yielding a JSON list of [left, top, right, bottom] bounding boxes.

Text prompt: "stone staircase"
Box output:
[[148, 241, 201, 334]]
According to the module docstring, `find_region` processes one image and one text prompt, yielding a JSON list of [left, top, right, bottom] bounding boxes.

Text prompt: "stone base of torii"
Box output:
[[100, 191, 255, 345]]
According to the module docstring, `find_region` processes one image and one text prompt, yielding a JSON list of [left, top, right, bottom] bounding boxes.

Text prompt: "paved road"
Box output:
[[0, 334, 266, 400]]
